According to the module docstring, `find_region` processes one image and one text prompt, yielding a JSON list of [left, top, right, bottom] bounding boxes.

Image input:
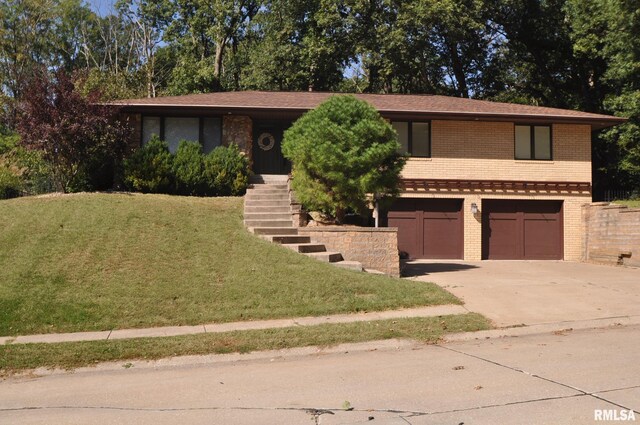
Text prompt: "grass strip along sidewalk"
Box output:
[[0, 314, 490, 374]]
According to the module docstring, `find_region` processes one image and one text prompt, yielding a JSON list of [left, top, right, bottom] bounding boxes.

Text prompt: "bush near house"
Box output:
[[0, 133, 53, 199], [204, 143, 250, 196], [16, 69, 131, 193], [282, 95, 406, 223], [123, 137, 250, 196], [173, 141, 207, 196], [0, 167, 21, 199], [123, 137, 175, 194]]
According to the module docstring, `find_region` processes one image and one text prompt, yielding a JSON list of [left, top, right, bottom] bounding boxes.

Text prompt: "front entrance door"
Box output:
[[252, 120, 291, 175]]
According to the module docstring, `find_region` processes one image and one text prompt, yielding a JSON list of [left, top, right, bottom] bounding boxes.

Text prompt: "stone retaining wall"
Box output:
[[582, 203, 640, 267], [298, 226, 399, 277]]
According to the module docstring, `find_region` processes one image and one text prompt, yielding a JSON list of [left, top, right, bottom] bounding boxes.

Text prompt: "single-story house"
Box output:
[[117, 91, 625, 262]]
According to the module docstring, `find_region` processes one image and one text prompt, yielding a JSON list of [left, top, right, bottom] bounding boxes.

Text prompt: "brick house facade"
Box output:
[[118, 91, 624, 262]]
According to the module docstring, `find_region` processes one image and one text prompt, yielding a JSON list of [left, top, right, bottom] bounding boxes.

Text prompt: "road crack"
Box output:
[[437, 345, 640, 415]]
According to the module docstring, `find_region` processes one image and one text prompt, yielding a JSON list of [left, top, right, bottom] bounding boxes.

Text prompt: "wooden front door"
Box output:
[[252, 120, 291, 175]]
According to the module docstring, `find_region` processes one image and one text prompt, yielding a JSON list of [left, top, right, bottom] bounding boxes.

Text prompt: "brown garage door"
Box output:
[[482, 200, 563, 260], [387, 199, 463, 259]]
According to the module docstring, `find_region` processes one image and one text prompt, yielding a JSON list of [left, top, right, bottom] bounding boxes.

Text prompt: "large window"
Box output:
[[391, 121, 431, 157], [142, 116, 222, 154], [515, 125, 552, 160]]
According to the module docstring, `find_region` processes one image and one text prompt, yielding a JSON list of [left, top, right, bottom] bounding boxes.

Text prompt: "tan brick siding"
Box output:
[[397, 120, 593, 262], [402, 121, 592, 183]]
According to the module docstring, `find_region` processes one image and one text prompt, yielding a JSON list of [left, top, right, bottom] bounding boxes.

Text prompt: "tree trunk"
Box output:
[[446, 39, 469, 98]]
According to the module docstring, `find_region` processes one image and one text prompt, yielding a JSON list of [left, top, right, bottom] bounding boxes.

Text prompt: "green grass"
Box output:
[[0, 193, 459, 336], [0, 314, 490, 373], [614, 199, 640, 208]]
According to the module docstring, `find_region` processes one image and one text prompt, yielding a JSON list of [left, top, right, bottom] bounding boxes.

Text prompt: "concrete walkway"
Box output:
[[0, 304, 468, 346]]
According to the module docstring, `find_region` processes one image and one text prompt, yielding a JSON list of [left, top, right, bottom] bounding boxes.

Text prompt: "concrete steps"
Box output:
[[249, 174, 289, 185], [244, 212, 292, 221], [265, 235, 311, 244], [307, 251, 344, 263], [335, 261, 365, 272], [284, 243, 327, 253], [245, 193, 290, 201], [243, 175, 364, 272], [249, 227, 299, 235], [244, 200, 291, 207], [244, 205, 291, 213], [244, 219, 293, 228]]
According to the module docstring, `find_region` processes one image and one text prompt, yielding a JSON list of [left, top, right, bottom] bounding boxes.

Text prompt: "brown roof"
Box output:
[[116, 91, 626, 129]]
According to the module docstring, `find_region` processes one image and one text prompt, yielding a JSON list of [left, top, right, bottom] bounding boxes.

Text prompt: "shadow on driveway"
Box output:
[[401, 261, 479, 277]]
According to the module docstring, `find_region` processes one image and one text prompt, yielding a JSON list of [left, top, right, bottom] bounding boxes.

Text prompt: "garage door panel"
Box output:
[[486, 216, 520, 259], [423, 216, 463, 259], [483, 200, 563, 260], [523, 217, 562, 259], [388, 216, 419, 259], [388, 199, 463, 260]]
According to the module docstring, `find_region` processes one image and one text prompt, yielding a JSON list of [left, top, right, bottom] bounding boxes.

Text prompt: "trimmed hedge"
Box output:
[[124, 138, 250, 196]]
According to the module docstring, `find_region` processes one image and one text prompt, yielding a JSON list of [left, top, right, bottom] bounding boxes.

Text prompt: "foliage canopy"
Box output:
[[282, 95, 406, 222]]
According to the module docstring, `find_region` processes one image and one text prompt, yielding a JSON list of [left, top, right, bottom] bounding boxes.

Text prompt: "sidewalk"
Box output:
[[0, 304, 469, 345]]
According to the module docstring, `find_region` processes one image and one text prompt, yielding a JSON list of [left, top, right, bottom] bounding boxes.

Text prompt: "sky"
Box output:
[[88, 0, 118, 16]]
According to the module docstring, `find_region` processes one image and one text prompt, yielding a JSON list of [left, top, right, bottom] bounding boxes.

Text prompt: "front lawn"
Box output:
[[0, 193, 459, 336]]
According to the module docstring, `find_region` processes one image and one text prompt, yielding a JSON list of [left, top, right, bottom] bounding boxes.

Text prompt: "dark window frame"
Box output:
[[140, 114, 223, 151], [392, 120, 432, 158], [514, 124, 553, 161]]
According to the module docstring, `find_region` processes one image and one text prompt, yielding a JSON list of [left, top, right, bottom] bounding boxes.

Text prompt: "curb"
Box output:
[[442, 314, 640, 342]]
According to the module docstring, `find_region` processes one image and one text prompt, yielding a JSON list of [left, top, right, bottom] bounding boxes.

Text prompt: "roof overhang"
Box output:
[[116, 103, 626, 130]]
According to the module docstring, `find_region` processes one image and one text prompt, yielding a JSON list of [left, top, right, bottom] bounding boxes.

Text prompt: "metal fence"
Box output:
[[604, 189, 639, 202]]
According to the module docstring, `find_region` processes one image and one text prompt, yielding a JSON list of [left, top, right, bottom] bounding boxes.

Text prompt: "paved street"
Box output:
[[406, 260, 640, 327], [1, 324, 638, 424]]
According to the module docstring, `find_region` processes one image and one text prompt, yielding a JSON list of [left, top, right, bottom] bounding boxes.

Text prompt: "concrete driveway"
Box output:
[[405, 260, 640, 327]]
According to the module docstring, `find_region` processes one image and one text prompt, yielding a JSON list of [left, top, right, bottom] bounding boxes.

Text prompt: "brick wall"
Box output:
[[223, 115, 253, 160], [397, 120, 593, 261], [402, 121, 592, 182], [297, 227, 400, 277], [582, 203, 640, 267]]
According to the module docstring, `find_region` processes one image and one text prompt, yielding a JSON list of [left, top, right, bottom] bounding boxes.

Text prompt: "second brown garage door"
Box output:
[[482, 200, 563, 260], [387, 199, 463, 259]]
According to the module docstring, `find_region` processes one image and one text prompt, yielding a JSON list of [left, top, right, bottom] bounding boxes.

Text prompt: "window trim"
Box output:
[[514, 124, 553, 161], [392, 120, 432, 158], [140, 114, 223, 152]]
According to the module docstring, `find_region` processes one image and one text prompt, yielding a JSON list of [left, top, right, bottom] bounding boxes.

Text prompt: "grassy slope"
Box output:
[[0, 193, 458, 336], [614, 199, 640, 208]]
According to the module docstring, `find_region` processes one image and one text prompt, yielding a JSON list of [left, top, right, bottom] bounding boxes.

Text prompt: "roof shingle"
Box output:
[[115, 91, 625, 128]]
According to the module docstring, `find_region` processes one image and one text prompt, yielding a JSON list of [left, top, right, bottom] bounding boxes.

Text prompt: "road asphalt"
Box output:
[[1, 324, 638, 424]]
